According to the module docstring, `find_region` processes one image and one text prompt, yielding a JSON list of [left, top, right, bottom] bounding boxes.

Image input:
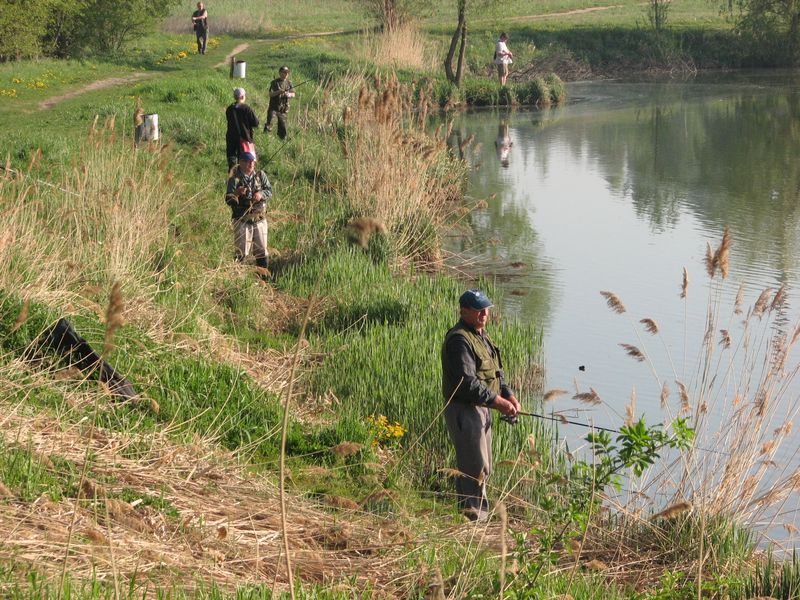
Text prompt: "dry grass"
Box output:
[[0, 122, 174, 338], [329, 71, 463, 266], [590, 228, 800, 563], [0, 401, 397, 594], [355, 23, 433, 70]]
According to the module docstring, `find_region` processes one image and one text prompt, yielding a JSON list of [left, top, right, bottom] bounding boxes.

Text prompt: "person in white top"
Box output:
[[494, 32, 513, 86]]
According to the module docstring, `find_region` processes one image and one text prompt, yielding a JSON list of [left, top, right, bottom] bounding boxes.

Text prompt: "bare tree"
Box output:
[[443, 0, 498, 87], [359, 0, 421, 30]]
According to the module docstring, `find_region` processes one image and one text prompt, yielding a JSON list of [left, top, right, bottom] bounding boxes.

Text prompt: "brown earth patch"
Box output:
[[39, 73, 151, 110]]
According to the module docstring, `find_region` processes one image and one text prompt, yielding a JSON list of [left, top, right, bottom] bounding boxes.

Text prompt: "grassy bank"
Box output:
[[1, 3, 798, 598]]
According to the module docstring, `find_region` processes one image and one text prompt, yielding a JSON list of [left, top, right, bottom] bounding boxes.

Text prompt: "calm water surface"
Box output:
[[447, 71, 800, 543]]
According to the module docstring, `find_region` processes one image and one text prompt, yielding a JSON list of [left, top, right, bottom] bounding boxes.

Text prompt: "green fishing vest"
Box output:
[[442, 322, 502, 402]]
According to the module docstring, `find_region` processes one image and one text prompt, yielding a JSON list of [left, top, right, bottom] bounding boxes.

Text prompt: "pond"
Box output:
[[446, 71, 800, 545]]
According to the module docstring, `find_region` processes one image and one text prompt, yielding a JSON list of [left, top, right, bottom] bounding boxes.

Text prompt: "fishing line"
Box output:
[[504, 410, 730, 456]]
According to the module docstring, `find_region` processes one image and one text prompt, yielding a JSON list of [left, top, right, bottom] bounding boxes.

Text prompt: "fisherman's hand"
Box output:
[[236, 185, 247, 196], [253, 191, 263, 201], [507, 393, 521, 414], [491, 395, 517, 417]]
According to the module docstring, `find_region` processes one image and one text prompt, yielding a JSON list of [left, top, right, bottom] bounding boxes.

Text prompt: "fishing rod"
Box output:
[[501, 410, 730, 456], [501, 411, 618, 433], [288, 78, 315, 91], [261, 138, 291, 165]]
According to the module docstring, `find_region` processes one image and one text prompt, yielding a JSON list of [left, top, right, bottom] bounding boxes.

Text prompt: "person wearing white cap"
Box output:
[[441, 289, 521, 522], [225, 87, 259, 170], [224, 152, 272, 272]]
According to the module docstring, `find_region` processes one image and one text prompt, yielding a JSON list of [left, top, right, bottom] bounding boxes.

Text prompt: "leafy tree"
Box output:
[[70, 0, 181, 55], [729, 0, 800, 62], [0, 0, 54, 60]]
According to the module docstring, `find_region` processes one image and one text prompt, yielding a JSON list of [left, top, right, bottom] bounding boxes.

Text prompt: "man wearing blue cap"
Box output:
[[225, 152, 272, 272], [441, 289, 520, 522]]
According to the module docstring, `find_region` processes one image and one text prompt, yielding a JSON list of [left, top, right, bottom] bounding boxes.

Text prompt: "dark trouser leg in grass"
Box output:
[[196, 31, 207, 54], [444, 402, 492, 521], [268, 109, 288, 139]]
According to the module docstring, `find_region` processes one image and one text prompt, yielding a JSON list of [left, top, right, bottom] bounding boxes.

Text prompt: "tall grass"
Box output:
[[355, 24, 433, 70], [0, 121, 179, 337], [564, 229, 800, 585], [338, 72, 463, 264]]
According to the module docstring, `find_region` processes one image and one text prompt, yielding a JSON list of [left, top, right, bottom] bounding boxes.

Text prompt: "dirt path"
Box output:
[[214, 43, 250, 68], [38, 72, 151, 110], [508, 4, 623, 21]]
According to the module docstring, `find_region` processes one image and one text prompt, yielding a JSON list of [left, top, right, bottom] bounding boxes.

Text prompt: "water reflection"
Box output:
[[495, 120, 513, 168], [446, 74, 800, 546]]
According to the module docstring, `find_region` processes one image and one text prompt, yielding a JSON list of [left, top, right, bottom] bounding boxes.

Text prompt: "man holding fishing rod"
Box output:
[[442, 289, 520, 522], [264, 66, 297, 140]]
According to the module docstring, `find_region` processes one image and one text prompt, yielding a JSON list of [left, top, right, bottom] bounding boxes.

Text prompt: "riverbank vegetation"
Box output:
[[1, 0, 800, 597]]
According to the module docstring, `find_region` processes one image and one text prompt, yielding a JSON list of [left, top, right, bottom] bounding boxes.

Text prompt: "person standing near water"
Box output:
[[494, 32, 513, 86], [225, 152, 272, 272], [264, 66, 294, 140], [225, 87, 259, 171], [441, 289, 520, 522], [192, 2, 208, 55]]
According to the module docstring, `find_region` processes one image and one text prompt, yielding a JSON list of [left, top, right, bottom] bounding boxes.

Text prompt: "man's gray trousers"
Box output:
[[444, 402, 492, 519]]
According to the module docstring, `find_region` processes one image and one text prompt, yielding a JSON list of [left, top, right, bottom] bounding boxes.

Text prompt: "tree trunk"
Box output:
[[455, 16, 467, 87], [444, 20, 462, 83]]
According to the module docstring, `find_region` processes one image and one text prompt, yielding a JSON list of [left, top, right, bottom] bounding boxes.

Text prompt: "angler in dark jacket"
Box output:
[[225, 87, 259, 170], [264, 66, 294, 140], [225, 152, 272, 270], [441, 289, 521, 522]]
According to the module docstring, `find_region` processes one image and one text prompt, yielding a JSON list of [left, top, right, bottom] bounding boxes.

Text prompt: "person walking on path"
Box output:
[[264, 66, 295, 140], [192, 2, 208, 55], [441, 289, 521, 522], [494, 32, 513, 86], [225, 152, 272, 271], [225, 87, 259, 171]]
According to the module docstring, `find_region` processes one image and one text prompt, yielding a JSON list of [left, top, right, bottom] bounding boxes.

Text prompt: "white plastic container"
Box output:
[[142, 113, 159, 141], [233, 60, 247, 79]]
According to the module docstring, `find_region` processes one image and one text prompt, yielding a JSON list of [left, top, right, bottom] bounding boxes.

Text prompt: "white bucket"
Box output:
[[141, 113, 159, 141], [233, 60, 246, 79]]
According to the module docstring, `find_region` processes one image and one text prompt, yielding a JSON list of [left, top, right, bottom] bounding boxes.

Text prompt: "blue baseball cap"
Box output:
[[459, 289, 493, 310], [239, 152, 255, 161]]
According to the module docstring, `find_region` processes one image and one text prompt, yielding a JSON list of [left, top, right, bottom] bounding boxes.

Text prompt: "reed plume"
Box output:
[[770, 285, 786, 311], [753, 288, 772, 317], [734, 282, 745, 314], [625, 387, 636, 427], [640, 318, 659, 334], [676, 381, 689, 413], [652, 501, 692, 520], [619, 343, 645, 362], [600, 291, 626, 314], [660, 382, 670, 410], [573, 388, 601, 406], [715, 226, 731, 278], [10, 300, 28, 333], [680, 267, 689, 299], [704, 241, 715, 278], [330, 442, 363, 458], [719, 329, 731, 348], [543, 388, 568, 402], [102, 282, 124, 357]]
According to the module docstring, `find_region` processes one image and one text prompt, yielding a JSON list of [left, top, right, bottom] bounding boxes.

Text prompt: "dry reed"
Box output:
[[355, 23, 432, 70]]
